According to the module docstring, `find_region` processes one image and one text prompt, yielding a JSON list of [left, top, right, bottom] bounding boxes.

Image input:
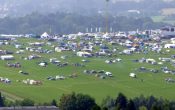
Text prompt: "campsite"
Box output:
[[1, 31, 175, 104]]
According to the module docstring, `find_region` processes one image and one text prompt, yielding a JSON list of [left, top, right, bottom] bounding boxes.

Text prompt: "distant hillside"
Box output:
[[161, 8, 175, 16], [0, 0, 175, 17], [0, 12, 166, 34]]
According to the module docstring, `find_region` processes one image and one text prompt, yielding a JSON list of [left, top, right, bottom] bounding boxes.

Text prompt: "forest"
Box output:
[[0, 12, 167, 35]]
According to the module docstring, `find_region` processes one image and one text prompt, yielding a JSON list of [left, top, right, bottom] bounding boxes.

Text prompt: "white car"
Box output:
[[105, 72, 113, 77]]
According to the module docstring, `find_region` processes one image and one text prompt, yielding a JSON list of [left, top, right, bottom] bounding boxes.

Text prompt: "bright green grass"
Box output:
[[1, 38, 175, 104]]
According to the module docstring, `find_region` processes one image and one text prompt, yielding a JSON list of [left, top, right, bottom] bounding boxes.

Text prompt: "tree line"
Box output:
[[1, 92, 175, 110], [0, 12, 167, 35]]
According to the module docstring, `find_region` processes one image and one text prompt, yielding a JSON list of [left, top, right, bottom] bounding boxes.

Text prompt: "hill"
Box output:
[[0, 0, 175, 17], [0, 12, 166, 34]]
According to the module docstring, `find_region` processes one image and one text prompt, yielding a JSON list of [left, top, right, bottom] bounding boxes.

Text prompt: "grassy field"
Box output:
[[1, 38, 175, 104]]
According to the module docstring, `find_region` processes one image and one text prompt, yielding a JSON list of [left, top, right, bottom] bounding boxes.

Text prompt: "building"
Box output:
[[160, 26, 175, 38]]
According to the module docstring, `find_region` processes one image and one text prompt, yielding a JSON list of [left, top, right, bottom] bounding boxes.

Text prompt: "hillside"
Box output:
[[0, 0, 175, 17], [0, 13, 166, 34]]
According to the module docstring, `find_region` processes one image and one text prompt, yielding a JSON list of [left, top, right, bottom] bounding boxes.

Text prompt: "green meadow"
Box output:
[[0, 38, 175, 104]]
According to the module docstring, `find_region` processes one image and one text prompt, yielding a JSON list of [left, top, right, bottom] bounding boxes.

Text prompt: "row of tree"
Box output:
[[1, 92, 175, 110], [0, 12, 167, 35]]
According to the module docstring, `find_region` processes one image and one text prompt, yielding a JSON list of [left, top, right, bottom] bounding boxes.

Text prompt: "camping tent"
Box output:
[[41, 32, 50, 39], [129, 73, 136, 78], [0, 55, 14, 60]]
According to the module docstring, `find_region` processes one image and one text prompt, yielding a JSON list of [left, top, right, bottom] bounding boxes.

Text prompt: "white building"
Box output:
[[160, 26, 175, 37]]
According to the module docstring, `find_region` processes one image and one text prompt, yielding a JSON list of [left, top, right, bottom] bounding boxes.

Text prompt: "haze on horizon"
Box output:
[[0, 0, 175, 17]]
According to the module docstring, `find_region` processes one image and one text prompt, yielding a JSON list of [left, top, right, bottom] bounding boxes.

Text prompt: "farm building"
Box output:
[[0, 55, 14, 60]]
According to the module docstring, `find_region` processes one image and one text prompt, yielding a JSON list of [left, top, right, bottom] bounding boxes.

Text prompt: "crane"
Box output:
[[105, 0, 110, 33]]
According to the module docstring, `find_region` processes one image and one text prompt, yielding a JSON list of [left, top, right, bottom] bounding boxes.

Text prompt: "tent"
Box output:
[[41, 32, 50, 39], [129, 73, 136, 78]]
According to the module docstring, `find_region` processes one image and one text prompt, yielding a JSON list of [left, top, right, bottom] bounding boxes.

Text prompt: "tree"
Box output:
[[51, 99, 57, 107], [14, 100, 22, 106], [146, 96, 157, 110], [21, 98, 34, 106], [169, 101, 175, 110], [126, 99, 136, 110], [139, 106, 147, 110], [101, 96, 115, 109], [91, 104, 101, 110], [0, 10, 166, 34], [133, 95, 147, 109], [0, 92, 4, 107], [76, 93, 96, 110], [115, 93, 127, 110], [150, 102, 161, 110], [59, 92, 96, 110], [59, 92, 77, 110]]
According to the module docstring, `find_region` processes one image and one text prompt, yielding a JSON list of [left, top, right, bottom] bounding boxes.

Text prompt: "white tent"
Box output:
[[164, 44, 175, 48], [1, 55, 14, 60], [41, 32, 50, 39], [105, 72, 112, 77], [77, 51, 92, 57], [39, 62, 46, 67], [129, 73, 136, 78]]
